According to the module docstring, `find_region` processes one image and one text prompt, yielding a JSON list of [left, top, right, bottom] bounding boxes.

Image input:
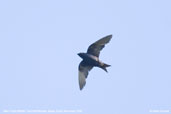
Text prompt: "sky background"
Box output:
[[0, 0, 171, 114]]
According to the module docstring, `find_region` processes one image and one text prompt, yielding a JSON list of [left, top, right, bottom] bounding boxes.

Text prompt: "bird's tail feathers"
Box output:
[[101, 63, 111, 72]]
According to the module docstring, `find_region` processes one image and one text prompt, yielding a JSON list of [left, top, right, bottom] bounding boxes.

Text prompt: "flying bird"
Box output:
[[78, 35, 112, 90]]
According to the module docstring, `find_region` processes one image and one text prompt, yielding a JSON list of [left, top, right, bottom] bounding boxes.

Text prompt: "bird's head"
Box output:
[[77, 53, 85, 59]]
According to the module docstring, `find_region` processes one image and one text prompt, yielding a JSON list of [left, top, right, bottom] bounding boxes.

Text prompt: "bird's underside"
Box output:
[[78, 35, 112, 90]]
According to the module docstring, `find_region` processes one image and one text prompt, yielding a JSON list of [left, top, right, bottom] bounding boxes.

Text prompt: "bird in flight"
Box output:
[[78, 35, 112, 90]]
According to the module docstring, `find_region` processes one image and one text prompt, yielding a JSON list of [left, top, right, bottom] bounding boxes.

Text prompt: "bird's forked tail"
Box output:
[[101, 63, 111, 72]]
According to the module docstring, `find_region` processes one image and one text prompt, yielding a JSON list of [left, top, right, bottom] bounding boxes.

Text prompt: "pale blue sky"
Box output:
[[0, 0, 171, 114]]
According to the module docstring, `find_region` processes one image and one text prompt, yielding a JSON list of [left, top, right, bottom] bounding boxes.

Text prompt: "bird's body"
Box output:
[[78, 35, 112, 90], [78, 53, 99, 66]]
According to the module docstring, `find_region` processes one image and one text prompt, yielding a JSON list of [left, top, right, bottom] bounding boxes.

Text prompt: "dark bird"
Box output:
[[78, 35, 112, 90]]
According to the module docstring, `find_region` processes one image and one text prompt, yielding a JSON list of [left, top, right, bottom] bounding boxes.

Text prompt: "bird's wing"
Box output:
[[78, 61, 93, 90], [87, 35, 112, 57]]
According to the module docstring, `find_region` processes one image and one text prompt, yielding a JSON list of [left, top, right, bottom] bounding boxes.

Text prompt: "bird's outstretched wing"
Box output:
[[78, 61, 93, 90], [87, 35, 112, 57]]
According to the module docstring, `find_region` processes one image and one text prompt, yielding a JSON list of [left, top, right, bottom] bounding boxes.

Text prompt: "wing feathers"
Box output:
[[79, 71, 86, 90], [87, 35, 112, 57], [78, 61, 93, 90], [94, 35, 112, 45]]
